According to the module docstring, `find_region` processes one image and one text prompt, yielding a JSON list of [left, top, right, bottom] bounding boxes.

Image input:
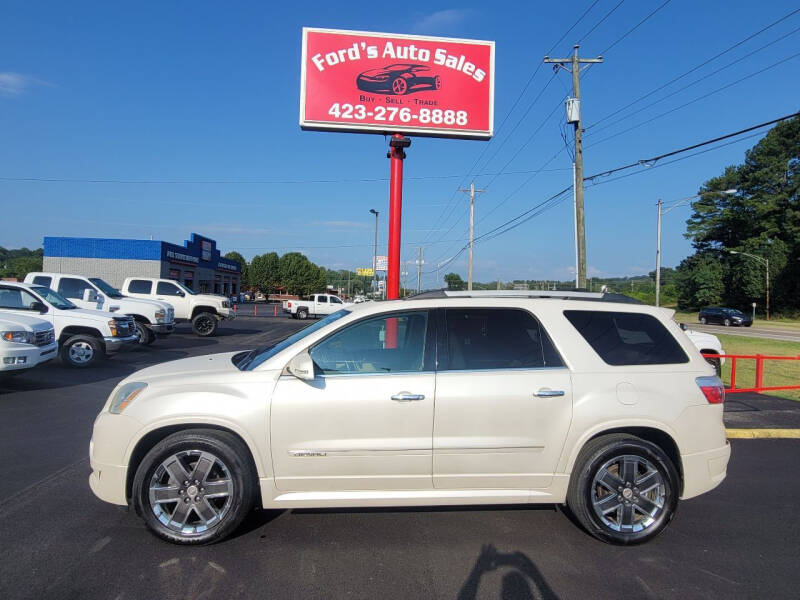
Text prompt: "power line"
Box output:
[[597, 0, 671, 55], [586, 24, 800, 138], [585, 6, 800, 129], [577, 0, 626, 44]]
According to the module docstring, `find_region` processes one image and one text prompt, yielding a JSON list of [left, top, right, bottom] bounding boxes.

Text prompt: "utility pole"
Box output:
[[655, 199, 663, 307], [458, 181, 486, 291], [544, 45, 603, 290], [369, 209, 379, 298], [416, 247, 424, 293]]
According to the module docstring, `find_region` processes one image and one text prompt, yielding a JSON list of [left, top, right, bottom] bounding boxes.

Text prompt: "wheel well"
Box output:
[[587, 427, 683, 493], [128, 314, 150, 324], [700, 349, 718, 356], [59, 326, 103, 344], [125, 424, 262, 505], [191, 306, 217, 319]]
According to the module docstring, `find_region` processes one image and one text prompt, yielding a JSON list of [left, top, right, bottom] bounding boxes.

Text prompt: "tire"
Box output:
[[704, 354, 722, 376], [699, 317, 707, 325], [391, 77, 408, 95], [133, 321, 154, 346], [723, 318, 731, 327], [297, 309, 308, 320], [192, 312, 218, 337], [566, 434, 680, 545], [132, 429, 255, 545], [60, 335, 103, 368]]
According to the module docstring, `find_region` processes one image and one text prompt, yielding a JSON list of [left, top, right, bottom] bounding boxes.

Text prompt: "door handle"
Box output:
[[391, 392, 425, 402], [534, 389, 565, 398]]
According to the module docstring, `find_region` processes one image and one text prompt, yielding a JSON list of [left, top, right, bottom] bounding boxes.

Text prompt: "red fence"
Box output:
[[702, 353, 800, 394]]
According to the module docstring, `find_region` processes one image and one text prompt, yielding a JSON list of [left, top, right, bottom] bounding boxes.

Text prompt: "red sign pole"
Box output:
[[386, 133, 410, 300]]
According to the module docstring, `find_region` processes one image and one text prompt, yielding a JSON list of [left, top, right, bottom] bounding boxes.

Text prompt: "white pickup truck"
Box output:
[[121, 278, 235, 337], [0, 281, 138, 368], [682, 324, 725, 375], [0, 312, 58, 377], [282, 294, 348, 320], [25, 272, 174, 346]]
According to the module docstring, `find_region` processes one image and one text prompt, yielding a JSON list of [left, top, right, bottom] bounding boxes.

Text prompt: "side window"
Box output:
[[0, 287, 39, 310], [156, 282, 181, 296], [443, 308, 563, 371], [57, 277, 92, 299], [128, 280, 152, 294], [311, 311, 430, 375], [32, 276, 52, 287], [317, 296, 328, 303], [330, 297, 342, 304], [564, 310, 688, 366]]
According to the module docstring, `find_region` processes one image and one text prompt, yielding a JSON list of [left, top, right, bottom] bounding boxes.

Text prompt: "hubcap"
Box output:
[[196, 317, 214, 334], [148, 450, 234, 535], [68, 341, 94, 363], [590, 454, 666, 533]]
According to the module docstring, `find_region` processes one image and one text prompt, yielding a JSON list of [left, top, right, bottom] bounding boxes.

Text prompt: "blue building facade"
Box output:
[[43, 233, 241, 295]]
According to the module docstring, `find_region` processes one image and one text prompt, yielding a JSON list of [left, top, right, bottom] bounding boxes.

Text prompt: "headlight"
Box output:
[[154, 309, 166, 322], [1, 330, 34, 344], [107, 320, 118, 336], [108, 382, 147, 414], [221, 301, 230, 308]]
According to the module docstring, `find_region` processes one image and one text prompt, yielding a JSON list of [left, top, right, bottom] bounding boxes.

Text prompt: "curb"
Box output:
[[726, 428, 800, 439]]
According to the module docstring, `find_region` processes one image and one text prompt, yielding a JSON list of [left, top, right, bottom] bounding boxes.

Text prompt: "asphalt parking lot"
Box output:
[[1, 314, 799, 599]]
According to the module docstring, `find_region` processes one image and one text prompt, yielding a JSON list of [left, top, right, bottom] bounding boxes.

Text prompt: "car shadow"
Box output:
[[457, 543, 559, 600]]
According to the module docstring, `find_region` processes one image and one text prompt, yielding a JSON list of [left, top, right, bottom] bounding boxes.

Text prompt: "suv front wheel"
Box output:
[[132, 429, 255, 545], [567, 434, 679, 545]]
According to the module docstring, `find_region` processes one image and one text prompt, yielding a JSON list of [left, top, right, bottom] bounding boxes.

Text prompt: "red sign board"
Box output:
[[300, 28, 494, 139]]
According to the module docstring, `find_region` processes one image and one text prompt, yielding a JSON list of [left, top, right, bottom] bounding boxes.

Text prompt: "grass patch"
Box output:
[[715, 333, 800, 401], [673, 310, 800, 330]]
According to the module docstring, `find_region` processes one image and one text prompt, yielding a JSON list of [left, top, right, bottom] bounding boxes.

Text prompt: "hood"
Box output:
[[118, 296, 173, 311], [126, 351, 243, 384], [0, 312, 51, 332], [66, 307, 130, 321], [193, 294, 225, 304]]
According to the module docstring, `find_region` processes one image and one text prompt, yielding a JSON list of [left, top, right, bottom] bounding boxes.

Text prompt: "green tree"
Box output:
[[249, 252, 280, 293], [676, 253, 725, 310], [224, 251, 248, 288], [444, 272, 465, 291], [279, 252, 325, 296], [0, 247, 43, 279]]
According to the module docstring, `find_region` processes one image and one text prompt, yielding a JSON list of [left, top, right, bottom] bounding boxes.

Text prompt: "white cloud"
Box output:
[[0, 72, 50, 97], [411, 9, 475, 34]]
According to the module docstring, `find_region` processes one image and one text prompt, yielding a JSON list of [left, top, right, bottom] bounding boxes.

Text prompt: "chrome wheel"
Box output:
[[148, 450, 234, 536], [68, 341, 94, 364], [590, 454, 666, 533]]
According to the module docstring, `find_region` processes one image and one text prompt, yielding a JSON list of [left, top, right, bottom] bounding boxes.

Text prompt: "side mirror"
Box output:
[[82, 289, 99, 303], [30, 301, 47, 313], [177, 291, 185, 297], [286, 351, 315, 381]]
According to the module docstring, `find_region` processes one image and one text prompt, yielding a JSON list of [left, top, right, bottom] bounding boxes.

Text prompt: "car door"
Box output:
[[433, 307, 572, 490], [56, 276, 97, 310], [155, 281, 190, 317], [314, 294, 328, 316], [270, 309, 435, 491]]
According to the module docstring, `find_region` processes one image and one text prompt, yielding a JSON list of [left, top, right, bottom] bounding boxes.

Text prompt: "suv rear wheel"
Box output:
[[567, 434, 679, 545], [132, 429, 255, 545]]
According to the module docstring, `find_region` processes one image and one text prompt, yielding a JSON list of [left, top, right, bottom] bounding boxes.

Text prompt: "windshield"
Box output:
[[89, 278, 123, 298], [238, 309, 350, 371], [31, 286, 77, 310], [175, 281, 196, 295]]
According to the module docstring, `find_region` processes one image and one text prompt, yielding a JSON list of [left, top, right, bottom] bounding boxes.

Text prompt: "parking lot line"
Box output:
[[726, 428, 800, 439]]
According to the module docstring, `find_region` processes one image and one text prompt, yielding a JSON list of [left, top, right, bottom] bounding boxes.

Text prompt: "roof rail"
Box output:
[[404, 289, 642, 304]]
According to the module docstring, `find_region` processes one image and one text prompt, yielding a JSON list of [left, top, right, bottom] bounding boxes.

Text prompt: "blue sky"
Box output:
[[2, 1, 799, 288]]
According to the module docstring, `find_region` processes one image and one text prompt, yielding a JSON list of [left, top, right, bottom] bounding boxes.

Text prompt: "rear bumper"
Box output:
[[680, 441, 731, 499], [103, 335, 138, 354]]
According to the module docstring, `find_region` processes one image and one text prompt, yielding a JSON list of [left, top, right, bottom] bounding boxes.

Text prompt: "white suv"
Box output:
[[90, 291, 730, 545]]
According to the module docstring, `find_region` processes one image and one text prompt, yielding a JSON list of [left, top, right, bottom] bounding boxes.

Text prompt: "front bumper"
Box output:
[[89, 438, 129, 506], [0, 341, 58, 371], [680, 441, 731, 499], [149, 322, 174, 334], [103, 334, 138, 354], [219, 309, 236, 320]]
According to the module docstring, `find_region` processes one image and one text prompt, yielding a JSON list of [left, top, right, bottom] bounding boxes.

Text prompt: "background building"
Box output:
[[43, 233, 241, 295]]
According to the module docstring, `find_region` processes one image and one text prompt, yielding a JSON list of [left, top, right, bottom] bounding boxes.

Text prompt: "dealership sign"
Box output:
[[300, 28, 494, 139]]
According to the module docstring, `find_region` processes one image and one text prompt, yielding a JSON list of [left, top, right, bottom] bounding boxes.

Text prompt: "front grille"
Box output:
[[34, 329, 55, 347], [167, 307, 174, 321]]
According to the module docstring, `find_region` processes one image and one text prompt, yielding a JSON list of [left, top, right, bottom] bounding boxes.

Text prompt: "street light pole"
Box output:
[[369, 209, 378, 298], [656, 189, 736, 306], [729, 250, 770, 320]]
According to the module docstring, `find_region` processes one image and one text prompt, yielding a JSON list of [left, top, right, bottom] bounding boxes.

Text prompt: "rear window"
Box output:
[[32, 276, 52, 287], [564, 310, 688, 366], [128, 280, 152, 294]]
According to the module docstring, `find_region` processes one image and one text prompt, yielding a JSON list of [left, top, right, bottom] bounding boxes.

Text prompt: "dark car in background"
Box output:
[[356, 64, 442, 95], [698, 307, 753, 327]]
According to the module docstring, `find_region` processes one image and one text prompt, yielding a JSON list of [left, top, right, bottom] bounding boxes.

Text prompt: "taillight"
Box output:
[[288, 302, 292, 307], [696, 376, 725, 404]]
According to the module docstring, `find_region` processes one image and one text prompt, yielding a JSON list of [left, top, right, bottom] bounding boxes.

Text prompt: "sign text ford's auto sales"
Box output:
[[300, 28, 494, 139]]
